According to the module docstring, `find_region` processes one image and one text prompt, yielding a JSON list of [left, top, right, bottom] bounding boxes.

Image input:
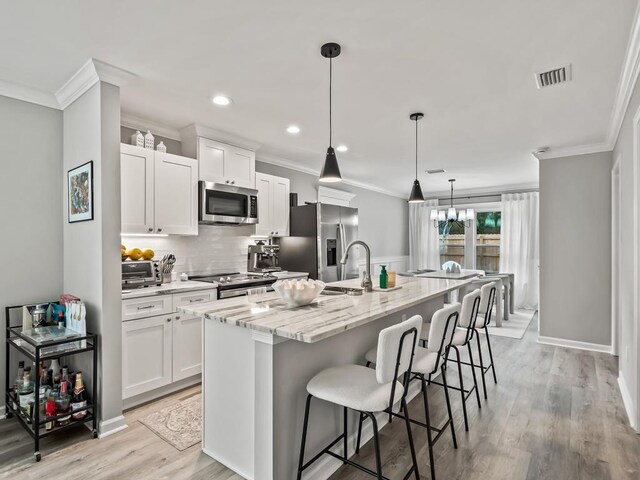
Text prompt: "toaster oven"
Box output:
[[122, 260, 162, 289]]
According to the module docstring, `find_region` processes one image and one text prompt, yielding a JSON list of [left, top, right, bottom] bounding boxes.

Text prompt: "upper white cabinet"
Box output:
[[121, 144, 198, 235], [121, 145, 154, 234], [198, 137, 255, 189], [255, 172, 290, 237]]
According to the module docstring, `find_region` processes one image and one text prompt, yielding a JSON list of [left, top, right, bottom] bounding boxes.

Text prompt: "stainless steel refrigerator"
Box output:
[[278, 203, 359, 282]]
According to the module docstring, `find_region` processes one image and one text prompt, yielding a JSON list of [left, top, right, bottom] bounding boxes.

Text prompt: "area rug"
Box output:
[[482, 309, 537, 340], [139, 394, 202, 451]]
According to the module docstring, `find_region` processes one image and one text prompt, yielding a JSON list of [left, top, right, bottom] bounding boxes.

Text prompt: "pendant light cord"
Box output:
[[329, 57, 332, 147], [450, 180, 454, 207], [415, 118, 418, 179]]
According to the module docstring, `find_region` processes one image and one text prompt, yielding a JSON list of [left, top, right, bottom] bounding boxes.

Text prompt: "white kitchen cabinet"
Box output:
[[172, 289, 216, 381], [154, 151, 198, 235], [120, 144, 198, 235], [254, 172, 290, 237], [122, 314, 173, 399], [121, 144, 154, 234], [198, 137, 255, 188]]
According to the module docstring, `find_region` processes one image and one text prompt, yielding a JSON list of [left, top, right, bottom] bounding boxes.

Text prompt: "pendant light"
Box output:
[[319, 43, 342, 183], [408, 112, 425, 203]]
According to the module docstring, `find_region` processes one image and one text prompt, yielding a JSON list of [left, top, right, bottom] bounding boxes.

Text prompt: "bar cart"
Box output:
[[4, 303, 98, 462]]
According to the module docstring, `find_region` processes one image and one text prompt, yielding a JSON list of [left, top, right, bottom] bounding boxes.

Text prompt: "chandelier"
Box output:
[[431, 179, 474, 228]]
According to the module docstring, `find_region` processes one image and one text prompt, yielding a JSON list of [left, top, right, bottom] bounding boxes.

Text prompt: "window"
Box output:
[[439, 220, 465, 268], [476, 211, 501, 273]]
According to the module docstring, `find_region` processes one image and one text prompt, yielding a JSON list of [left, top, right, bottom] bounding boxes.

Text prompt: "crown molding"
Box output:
[[179, 123, 261, 151], [56, 58, 136, 110], [533, 141, 611, 160], [120, 112, 182, 141], [256, 152, 406, 199], [0, 79, 59, 109]]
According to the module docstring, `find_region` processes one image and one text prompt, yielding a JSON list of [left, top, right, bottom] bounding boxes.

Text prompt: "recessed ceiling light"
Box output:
[[336, 145, 348, 152], [286, 125, 300, 134], [212, 95, 232, 106]]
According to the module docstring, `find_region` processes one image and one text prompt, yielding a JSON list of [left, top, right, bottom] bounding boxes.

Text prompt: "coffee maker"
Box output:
[[247, 241, 281, 273]]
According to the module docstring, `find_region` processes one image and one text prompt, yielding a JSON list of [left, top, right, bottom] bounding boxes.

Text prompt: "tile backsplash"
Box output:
[[122, 225, 256, 276]]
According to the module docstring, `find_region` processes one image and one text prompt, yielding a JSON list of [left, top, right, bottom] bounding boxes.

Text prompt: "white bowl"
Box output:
[[272, 279, 326, 307]]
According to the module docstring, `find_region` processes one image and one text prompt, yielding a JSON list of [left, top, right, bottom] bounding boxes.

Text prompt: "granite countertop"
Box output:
[[178, 276, 471, 343], [122, 280, 217, 299], [272, 271, 309, 279], [415, 269, 484, 280]]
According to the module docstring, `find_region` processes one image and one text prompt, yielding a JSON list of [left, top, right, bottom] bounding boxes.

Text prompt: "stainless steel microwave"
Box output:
[[199, 181, 259, 225]]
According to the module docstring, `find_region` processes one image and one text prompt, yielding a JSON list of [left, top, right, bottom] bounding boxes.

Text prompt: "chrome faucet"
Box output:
[[340, 240, 372, 292]]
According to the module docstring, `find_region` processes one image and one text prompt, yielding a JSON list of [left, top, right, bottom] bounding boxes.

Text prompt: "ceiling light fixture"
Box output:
[[287, 125, 301, 134], [336, 145, 348, 153], [319, 42, 342, 183], [431, 179, 473, 228], [212, 95, 232, 106], [408, 112, 425, 203]]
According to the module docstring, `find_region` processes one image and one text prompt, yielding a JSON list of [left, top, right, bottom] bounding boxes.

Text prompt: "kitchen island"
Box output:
[[179, 276, 471, 480]]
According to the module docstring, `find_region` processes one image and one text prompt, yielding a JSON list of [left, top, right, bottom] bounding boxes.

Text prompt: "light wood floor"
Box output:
[[1, 317, 639, 479]]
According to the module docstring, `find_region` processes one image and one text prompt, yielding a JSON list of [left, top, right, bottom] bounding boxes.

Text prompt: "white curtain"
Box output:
[[409, 200, 440, 271], [500, 192, 539, 310]]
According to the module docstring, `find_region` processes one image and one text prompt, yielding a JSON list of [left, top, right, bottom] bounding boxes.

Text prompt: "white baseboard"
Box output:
[[202, 447, 253, 480], [537, 335, 612, 354], [618, 375, 638, 431], [98, 415, 128, 438]]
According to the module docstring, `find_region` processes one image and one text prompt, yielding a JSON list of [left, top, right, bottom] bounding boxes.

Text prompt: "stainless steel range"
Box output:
[[191, 272, 278, 299]]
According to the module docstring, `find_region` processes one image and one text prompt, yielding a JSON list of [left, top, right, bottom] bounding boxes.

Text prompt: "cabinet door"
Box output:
[[121, 144, 154, 234], [122, 315, 172, 399], [271, 176, 290, 236], [226, 146, 256, 188], [154, 152, 198, 235], [254, 172, 272, 236], [198, 138, 228, 184], [172, 313, 203, 381]]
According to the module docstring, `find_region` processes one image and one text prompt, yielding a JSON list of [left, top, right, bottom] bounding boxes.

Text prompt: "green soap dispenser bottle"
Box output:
[[379, 265, 388, 289]]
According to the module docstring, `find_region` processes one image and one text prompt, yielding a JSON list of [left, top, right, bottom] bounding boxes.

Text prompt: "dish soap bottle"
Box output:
[[379, 265, 388, 289]]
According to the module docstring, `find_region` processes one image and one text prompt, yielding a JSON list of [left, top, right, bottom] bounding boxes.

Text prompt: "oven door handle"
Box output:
[[218, 285, 274, 299]]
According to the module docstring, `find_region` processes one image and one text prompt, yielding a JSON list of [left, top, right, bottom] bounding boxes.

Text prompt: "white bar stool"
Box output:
[[360, 304, 460, 480], [296, 315, 423, 480], [440, 289, 482, 431], [473, 282, 498, 399]]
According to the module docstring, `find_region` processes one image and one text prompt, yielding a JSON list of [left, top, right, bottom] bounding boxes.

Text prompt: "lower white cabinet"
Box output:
[[122, 288, 216, 400], [122, 314, 173, 399], [172, 313, 202, 381]]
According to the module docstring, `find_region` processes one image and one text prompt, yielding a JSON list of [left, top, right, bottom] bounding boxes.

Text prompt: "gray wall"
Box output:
[[0, 95, 63, 415], [539, 152, 612, 345], [256, 161, 409, 258], [613, 68, 640, 428], [63, 82, 124, 433]]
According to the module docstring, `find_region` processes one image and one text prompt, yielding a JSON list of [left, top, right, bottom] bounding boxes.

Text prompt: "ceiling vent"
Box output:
[[425, 168, 446, 174], [536, 64, 572, 89]]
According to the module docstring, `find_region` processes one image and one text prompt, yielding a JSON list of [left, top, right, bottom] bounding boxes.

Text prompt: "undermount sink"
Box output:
[[322, 286, 364, 296]]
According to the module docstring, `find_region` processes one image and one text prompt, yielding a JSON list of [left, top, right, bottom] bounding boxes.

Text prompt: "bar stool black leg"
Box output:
[[297, 394, 313, 480], [467, 339, 482, 408], [369, 413, 384, 480], [485, 326, 498, 384], [441, 364, 457, 449], [343, 406, 348, 462], [356, 412, 364, 454], [452, 345, 469, 431], [401, 398, 421, 480], [475, 332, 488, 400], [421, 374, 436, 480]]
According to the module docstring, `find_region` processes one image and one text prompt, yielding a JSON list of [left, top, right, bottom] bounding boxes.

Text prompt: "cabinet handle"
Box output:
[[225, 180, 230, 184], [175, 315, 180, 320], [167, 318, 172, 322], [148, 227, 153, 232], [275, 231, 278, 235], [137, 305, 154, 310], [189, 298, 204, 303], [157, 228, 162, 232], [231, 180, 235, 185]]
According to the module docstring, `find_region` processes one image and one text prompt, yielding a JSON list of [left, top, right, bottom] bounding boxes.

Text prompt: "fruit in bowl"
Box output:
[[272, 279, 326, 307]]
